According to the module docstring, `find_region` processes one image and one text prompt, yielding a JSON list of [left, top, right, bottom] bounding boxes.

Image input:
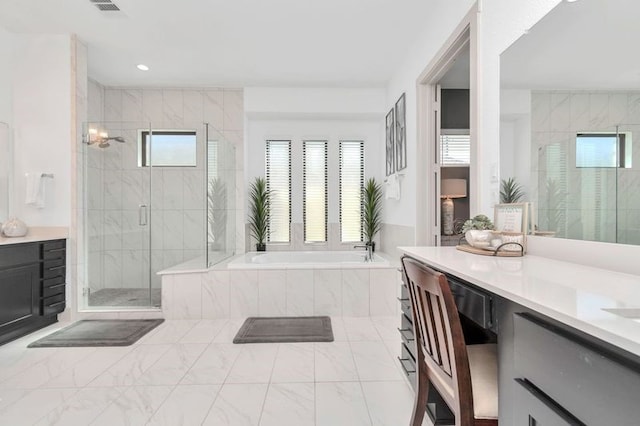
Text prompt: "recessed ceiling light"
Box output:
[[136, 64, 149, 71]]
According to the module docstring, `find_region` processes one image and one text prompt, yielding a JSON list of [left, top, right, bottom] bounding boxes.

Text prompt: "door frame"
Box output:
[[415, 3, 480, 246]]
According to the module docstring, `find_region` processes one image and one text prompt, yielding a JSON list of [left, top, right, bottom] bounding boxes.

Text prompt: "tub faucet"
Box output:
[[354, 244, 373, 262]]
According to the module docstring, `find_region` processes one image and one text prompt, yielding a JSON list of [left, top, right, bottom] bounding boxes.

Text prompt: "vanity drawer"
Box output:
[[41, 293, 65, 316], [42, 258, 65, 279], [513, 313, 640, 425], [41, 240, 66, 260], [447, 275, 495, 331], [0, 243, 39, 269], [42, 277, 65, 298]]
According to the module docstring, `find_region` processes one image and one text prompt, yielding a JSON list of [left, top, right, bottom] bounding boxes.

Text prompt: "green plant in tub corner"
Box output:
[[500, 177, 524, 203], [248, 176, 270, 251], [362, 177, 383, 250]]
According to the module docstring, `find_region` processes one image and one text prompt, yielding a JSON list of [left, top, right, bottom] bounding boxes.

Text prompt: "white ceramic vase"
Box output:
[[2, 217, 28, 237], [465, 229, 493, 248]]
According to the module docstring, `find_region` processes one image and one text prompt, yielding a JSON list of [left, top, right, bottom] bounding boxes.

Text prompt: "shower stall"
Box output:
[[81, 120, 236, 309]]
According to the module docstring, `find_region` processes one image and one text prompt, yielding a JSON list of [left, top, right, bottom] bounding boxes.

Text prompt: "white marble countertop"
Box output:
[[0, 226, 68, 246], [400, 246, 640, 357]]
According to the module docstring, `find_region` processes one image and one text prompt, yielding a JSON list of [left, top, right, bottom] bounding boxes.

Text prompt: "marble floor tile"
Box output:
[[361, 381, 415, 426], [225, 344, 279, 384], [270, 343, 315, 383], [314, 342, 359, 382], [179, 319, 228, 343], [180, 343, 241, 385], [137, 320, 199, 344], [212, 318, 247, 343], [350, 341, 405, 382], [0, 388, 78, 425], [147, 384, 221, 426], [90, 385, 173, 426], [343, 317, 384, 341], [202, 383, 268, 426], [33, 386, 123, 426], [136, 343, 207, 385], [371, 316, 402, 341], [89, 344, 172, 387], [259, 382, 315, 426], [315, 382, 371, 426]]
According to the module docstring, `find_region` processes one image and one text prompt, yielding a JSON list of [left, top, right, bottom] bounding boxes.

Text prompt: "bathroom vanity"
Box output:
[[0, 228, 67, 345], [399, 246, 640, 424]]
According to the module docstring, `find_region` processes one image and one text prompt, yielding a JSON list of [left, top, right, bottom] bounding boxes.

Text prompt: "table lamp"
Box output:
[[441, 178, 467, 235]]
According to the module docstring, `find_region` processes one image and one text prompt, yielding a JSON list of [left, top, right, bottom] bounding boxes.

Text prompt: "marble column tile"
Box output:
[[271, 343, 315, 383], [163, 89, 184, 128], [258, 269, 287, 316], [369, 268, 398, 316], [202, 383, 267, 426], [90, 385, 173, 426], [285, 269, 314, 316], [142, 89, 164, 124], [315, 382, 370, 426], [180, 343, 241, 385], [260, 382, 315, 426], [531, 92, 551, 132], [314, 342, 358, 382], [166, 273, 203, 319], [313, 269, 342, 316], [146, 384, 221, 426], [588, 93, 609, 129], [102, 250, 122, 288], [202, 271, 230, 319], [183, 169, 205, 210], [341, 269, 370, 317], [627, 93, 640, 124], [229, 270, 259, 317], [163, 210, 185, 250], [549, 92, 571, 132], [163, 169, 184, 210], [104, 89, 122, 122], [608, 93, 628, 126], [183, 90, 204, 124], [183, 210, 206, 251], [222, 89, 243, 131], [121, 211, 143, 250], [136, 343, 207, 385], [102, 170, 122, 211], [225, 344, 278, 384], [121, 89, 143, 122], [121, 249, 144, 288], [203, 89, 224, 131]]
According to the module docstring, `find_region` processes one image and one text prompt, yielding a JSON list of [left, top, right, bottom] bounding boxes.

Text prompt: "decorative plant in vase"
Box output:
[[362, 178, 383, 251], [248, 176, 270, 252], [500, 177, 524, 203], [461, 214, 495, 248]]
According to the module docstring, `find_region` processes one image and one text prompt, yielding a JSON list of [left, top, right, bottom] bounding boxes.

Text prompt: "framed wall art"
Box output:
[[385, 108, 395, 176], [395, 93, 407, 171]]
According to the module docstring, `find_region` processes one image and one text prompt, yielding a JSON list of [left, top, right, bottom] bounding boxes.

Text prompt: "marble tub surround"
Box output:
[[400, 246, 640, 357], [0, 226, 68, 245], [162, 262, 401, 320], [0, 317, 417, 426]]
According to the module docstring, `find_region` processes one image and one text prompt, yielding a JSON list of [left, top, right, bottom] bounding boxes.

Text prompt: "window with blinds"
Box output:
[[303, 140, 328, 243], [265, 140, 291, 243], [339, 141, 364, 242], [440, 132, 471, 165]]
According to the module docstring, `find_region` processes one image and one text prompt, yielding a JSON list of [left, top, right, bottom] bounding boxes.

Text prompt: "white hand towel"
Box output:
[[25, 172, 45, 208], [385, 173, 401, 200]]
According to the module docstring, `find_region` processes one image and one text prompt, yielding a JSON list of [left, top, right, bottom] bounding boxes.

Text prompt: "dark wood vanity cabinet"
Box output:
[[0, 239, 66, 345]]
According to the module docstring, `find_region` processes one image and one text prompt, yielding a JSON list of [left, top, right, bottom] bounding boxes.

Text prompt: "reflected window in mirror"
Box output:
[[576, 133, 631, 168]]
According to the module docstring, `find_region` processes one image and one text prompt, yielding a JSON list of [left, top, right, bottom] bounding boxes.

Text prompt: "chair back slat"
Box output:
[[402, 256, 475, 426]]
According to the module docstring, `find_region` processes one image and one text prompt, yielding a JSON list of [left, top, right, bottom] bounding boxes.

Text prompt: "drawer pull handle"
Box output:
[[45, 248, 66, 253], [47, 265, 65, 271], [47, 283, 66, 290], [398, 357, 416, 374], [398, 327, 415, 342], [397, 297, 410, 302], [515, 379, 587, 425], [47, 301, 65, 308]]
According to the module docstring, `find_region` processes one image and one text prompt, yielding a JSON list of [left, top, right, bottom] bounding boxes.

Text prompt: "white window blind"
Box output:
[[266, 140, 291, 243], [339, 141, 364, 242], [303, 140, 328, 243], [440, 133, 471, 165], [207, 140, 218, 179]]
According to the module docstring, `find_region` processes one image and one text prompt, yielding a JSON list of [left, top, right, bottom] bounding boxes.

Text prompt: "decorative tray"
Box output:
[[456, 243, 524, 257]]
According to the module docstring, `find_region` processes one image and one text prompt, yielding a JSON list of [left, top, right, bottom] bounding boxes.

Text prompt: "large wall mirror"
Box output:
[[500, 0, 640, 246]]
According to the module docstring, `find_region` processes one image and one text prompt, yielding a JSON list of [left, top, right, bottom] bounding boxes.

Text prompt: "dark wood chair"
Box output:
[[401, 256, 498, 426]]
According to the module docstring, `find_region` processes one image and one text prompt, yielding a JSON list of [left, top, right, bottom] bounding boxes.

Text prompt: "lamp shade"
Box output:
[[441, 179, 467, 198]]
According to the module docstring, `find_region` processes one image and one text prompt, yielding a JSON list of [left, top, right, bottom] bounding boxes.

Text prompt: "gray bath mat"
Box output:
[[233, 316, 333, 344], [28, 319, 164, 348]]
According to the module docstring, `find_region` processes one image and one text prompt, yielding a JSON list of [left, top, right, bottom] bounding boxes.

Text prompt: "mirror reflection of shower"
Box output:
[[84, 127, 126, 148]]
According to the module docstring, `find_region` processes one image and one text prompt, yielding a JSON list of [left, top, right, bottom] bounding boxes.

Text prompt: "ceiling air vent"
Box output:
[[91, 0, 121, 12]]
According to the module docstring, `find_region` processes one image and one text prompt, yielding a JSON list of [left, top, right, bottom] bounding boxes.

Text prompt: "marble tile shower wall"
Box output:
[[532, 91, 640, 244], [85, 84, 244, 292]]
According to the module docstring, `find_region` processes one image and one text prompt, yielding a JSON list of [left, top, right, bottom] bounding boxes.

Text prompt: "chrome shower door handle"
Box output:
[[139, 204, 148, 226]]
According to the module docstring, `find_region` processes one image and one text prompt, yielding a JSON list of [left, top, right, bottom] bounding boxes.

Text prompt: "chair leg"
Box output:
[[410, 364, 429, 426]]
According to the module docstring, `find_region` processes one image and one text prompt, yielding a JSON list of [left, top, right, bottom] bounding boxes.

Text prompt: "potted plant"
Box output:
[[248, 176, 270, 251], [461, 214, 495, 247], [363, 178, 383, 251], [500, 177, 524, 203]]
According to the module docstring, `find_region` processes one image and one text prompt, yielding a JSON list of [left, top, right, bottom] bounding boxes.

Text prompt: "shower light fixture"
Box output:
[[137, 64, 149, 71]]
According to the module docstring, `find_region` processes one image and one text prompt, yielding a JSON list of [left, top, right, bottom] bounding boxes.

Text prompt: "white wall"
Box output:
[[500, 89, 531, 194], [12, 34, 72, 226], [0, 26, 15, 222]]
